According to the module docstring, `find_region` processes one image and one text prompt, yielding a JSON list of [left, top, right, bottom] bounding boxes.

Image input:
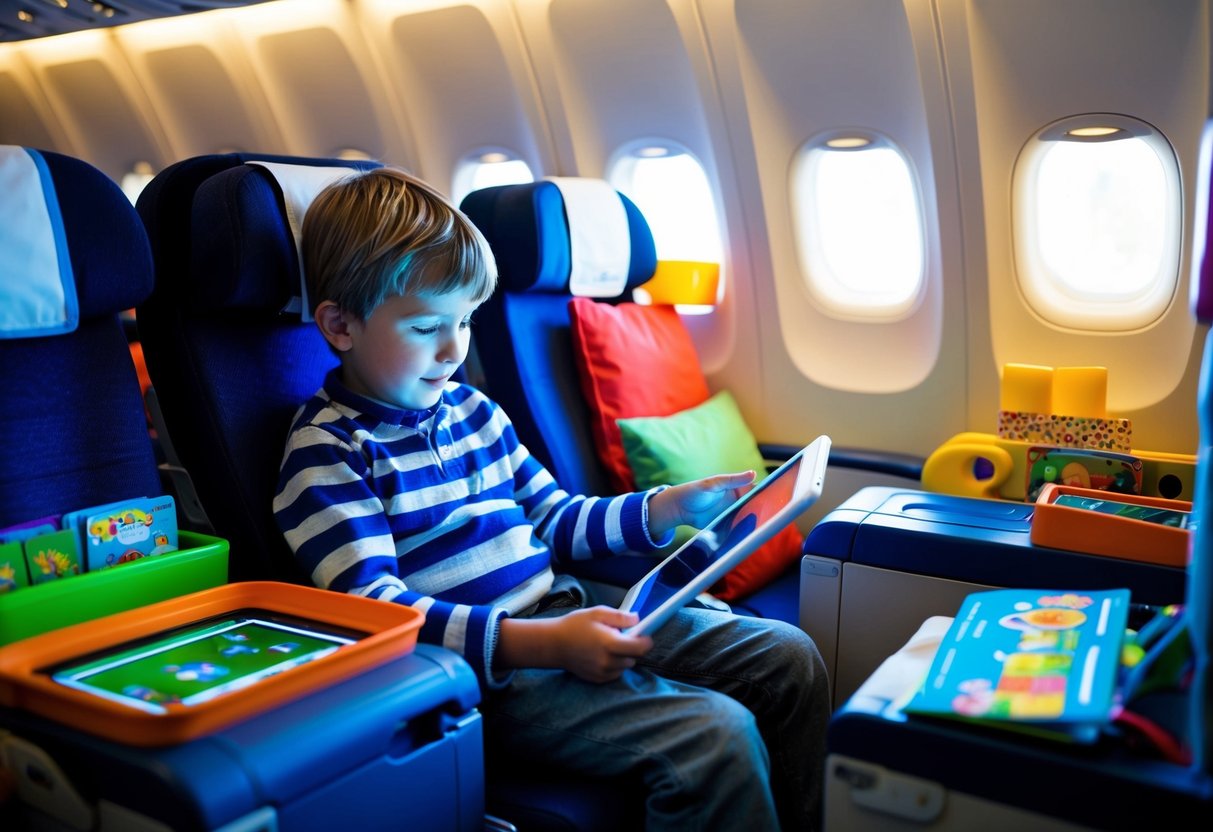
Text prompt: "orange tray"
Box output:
[[1029, 483, 1191, 568], [0, 581, 422, 746]]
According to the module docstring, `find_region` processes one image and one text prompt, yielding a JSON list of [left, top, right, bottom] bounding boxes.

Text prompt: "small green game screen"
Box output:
[[1054, 493, 1192, 529], [45, 611, 362, 714]]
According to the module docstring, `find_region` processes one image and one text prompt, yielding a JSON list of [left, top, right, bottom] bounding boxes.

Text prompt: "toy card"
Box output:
[[0, 514, 59, 543], [82, 496, 178, 571], [0, 516, 54, 592], [61, 497, 144, 562], [24, 529, 81, 584], [0, 541, 30, 593], [0, 514, 76, 588]]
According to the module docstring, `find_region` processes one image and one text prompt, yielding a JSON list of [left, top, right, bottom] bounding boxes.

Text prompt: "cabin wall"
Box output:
[[0, 0, 1207, 461], [939, 0, 1209, 455]]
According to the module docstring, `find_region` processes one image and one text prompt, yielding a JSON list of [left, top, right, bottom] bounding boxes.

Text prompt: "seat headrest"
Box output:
[[460, 179, 656, 298], [0, 146, 151, 338], [189, 158, 381, 314]]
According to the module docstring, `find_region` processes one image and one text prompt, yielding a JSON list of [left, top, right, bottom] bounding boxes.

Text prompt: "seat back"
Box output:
[[459, 179, 657, 498], [0, 146, 161, 527], [135, 153, 379, 583], [459, 180, 661, 829]]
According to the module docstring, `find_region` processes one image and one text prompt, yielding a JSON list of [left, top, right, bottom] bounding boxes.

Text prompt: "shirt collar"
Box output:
[[322, 367, 445, 429]]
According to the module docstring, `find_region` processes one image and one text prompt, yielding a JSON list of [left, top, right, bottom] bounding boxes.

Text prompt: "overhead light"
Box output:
[[825, 136, 872, 150], [1038, 115, 1149, 143], [17, 9, 34, 23], [1066, 126, 1123, 139]]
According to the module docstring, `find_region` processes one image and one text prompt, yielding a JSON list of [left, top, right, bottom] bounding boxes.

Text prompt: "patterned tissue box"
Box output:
[[997, 410, 1132, 453]]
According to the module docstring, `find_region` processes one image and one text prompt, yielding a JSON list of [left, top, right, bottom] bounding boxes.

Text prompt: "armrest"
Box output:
[[758, 442, 924, 481]]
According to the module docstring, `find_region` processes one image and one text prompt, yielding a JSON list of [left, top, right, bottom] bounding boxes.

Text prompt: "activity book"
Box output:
[[903, 587, 1130, 743]]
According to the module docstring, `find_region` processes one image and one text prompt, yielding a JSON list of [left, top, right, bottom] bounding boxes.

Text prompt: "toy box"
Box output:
[[1029, 483, 1191, 567], [0, 530, 228, 646]]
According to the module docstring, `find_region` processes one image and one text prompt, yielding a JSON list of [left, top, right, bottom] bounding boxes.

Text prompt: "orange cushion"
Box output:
[[568, 298, 710, 492]]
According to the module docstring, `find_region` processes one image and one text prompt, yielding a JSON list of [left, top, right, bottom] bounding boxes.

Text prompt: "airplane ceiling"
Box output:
[[0, 0, 269, 42]]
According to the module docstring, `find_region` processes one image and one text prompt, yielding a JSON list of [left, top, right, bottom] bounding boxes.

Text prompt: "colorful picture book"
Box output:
[[65, 495, 179, 572], [903, 587, 1131, 743]]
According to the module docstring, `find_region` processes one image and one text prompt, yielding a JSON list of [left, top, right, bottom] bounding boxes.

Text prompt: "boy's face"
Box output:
[[336, 288, 480, 411]]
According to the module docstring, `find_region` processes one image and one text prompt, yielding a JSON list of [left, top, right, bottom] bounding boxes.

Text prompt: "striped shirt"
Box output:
[[273, 369, 666, 688]]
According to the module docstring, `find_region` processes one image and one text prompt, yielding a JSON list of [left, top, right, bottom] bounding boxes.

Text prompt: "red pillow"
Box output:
[[711, 524, 804, 602], [568, 298, 710, 492]]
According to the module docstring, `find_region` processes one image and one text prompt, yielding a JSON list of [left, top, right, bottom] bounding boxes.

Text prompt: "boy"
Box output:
[[274, 167, 828, 831]]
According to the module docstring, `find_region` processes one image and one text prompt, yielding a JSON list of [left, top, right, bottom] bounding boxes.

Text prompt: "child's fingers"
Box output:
[[711, 470, 756, 491]]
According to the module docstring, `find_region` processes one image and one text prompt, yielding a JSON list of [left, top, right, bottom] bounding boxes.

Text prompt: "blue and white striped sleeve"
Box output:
[[493, 415, 673, 563], [274, 423, 512, 688]]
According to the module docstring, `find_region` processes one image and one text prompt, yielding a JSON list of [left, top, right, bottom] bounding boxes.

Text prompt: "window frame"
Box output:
[[1011, 114, 1182, 332], [790, 129, 928, 322]]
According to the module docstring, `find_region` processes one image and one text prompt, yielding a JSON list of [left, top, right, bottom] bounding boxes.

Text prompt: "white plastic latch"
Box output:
[[832, 758, 945, 822]]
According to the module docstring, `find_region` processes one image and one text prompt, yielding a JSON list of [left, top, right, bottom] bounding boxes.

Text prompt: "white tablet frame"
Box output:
[[620, 434, 831, 637]]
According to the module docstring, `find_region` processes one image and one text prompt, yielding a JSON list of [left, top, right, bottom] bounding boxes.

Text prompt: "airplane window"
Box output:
[[1013, 115, 1180, 331], [791, 133, 925, 321], [452, 149, 533, 206], [120, 161, 155, 205], [608, 142, 723, 314]]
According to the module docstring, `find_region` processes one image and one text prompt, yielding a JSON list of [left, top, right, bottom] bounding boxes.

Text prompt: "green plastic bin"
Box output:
[[0, 531, 229, 646]]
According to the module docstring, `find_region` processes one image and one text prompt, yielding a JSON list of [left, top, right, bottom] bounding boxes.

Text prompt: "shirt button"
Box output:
[[439, 445, 452, 458]]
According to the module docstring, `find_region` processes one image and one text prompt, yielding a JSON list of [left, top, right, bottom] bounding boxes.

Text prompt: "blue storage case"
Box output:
[[0, 644, 483, 831], [799, 486, 1188, 708]]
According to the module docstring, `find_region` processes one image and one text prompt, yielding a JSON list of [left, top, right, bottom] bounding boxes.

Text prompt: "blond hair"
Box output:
[[301, 167, 497, 320]]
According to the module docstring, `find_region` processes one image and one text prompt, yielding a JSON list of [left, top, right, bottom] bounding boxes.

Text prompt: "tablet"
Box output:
[[0, 582, 423, 746], [47, 610, 364, 714], [619, 434, 830, 637]]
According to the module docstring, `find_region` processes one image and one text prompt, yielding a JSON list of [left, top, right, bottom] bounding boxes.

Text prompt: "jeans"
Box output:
[[481, 597, 830, 831]]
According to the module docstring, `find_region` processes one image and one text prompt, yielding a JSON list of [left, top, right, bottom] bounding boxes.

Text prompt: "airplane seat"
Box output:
[[134, 152, 379, 584], [135, 155, 643, 832], [459, 180, 654, 499], [459, 179, 805, 621], [0, 145, 163, 527]]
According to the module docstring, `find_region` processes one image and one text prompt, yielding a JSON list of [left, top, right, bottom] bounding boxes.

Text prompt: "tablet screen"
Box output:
[[625, 452, 803, 623], [1052, 493, 1191, 529], [43, 610, 365, 714]]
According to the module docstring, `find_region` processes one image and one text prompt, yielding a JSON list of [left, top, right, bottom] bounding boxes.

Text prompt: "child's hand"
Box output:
[[647, 470, 756, 539], [548, 607, 654, 683], [497, 606, 653, 683]]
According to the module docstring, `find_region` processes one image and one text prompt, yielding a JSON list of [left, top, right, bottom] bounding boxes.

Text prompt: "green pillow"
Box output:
[[617, 390, 766, 488], [619, 389, 806, 601]]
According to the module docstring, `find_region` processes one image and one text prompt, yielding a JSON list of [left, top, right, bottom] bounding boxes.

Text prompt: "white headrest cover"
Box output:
[[0, 146, 77, 339], [247, 161, 356, 322], [547, 177, 631, 298]]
